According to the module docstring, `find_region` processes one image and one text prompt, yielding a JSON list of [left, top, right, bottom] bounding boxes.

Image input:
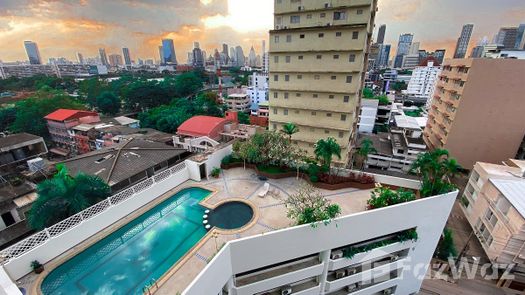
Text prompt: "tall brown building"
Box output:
[[268, 0, 377, 165], [424, 58, 525, 169]]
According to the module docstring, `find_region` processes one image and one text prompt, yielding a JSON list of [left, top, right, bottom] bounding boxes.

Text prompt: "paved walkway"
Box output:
[[154, 168, 372, 294]]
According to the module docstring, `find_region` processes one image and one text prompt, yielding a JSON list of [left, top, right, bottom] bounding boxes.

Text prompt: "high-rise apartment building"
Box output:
[[268, 0, 377, 164], [24, 41, 42, 65], [377, 44, 391, 68], [393, 34, 413, 68], [516, 24, 525, 49], [424, 58, 525, 168], [161, 39, 177, 65], [192, 42, 204, 69], [406, 59, 441, 106], [122, 48, 132, 66], [98, 48, 109, 66], [377, 24, 386, 44], [222, 43, 229, 63], [76, 52, 84, 65], [496, 27, 518, 49], [248, 46, 257, 67], [108, 54, 123, 67], [235, 46, 245, 67], [453, 24, 474, 59], [158, 46, 164, 64]]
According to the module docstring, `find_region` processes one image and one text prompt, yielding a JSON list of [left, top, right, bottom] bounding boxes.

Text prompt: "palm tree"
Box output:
[[314, 137, 341, 176], [410, 149, 461, 197], [280, 122, 299, 142], [28, 165, 110, 230], [356, 138, 377, 170]]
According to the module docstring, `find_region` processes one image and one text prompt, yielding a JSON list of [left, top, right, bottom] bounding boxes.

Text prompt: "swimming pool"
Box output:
[[208, 201, 254, 230], [41, 187, 212, 295]]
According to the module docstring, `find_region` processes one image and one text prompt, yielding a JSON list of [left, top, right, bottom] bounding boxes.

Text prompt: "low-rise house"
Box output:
[[460, 159, 525, 293], [0, 133, 48, 168], [62, 138, 189, 193], [113, 116, 140, 128]]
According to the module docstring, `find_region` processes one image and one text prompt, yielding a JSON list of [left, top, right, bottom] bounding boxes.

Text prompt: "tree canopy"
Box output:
[[410, 149, 460, 197], [285, 183, 341, 226], [314, 137, 342, 171], [95, 91, 121, 115]]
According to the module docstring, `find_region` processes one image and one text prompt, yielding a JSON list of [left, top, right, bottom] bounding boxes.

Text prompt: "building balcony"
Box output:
[[270, 53, 364, 73], [275, 0, 373, 15], [270, 111, 355, 131], [270, 73, 361, 93], [270, 96, 358, 113], [270, 28, 367, 53]]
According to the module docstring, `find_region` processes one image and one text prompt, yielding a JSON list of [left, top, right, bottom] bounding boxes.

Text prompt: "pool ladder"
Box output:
[[142, 278, 158, 295]]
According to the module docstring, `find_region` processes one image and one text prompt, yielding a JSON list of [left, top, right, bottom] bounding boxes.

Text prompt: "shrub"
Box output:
[[435, 228, 457, 260], [343, 229, 418, 259], [318, 172, 375, 185], [31, 260, 43, 271], [211, 167, 221, 178], [367, 187, 416, 209], [221, 155, 232, 165], [285, 183, 341, 227]]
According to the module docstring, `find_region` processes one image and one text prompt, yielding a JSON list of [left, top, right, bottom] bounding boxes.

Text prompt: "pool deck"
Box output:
[[24, 167, 372, 295], [153, 167, 372, 294]]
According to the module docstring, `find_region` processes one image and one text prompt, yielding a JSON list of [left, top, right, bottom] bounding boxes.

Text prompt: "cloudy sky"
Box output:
[[0, 0, 523, 63]]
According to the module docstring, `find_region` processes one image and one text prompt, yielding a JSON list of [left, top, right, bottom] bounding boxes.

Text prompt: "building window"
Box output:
[[298, 55, 304, 60], [274, 36, 280, 43], [307, 14, 312, 19], [333, 11, 346, 20], [273, 108, 277, 114], [285, 56, 291, 63], [297, 75, 302, 79], [314, 75, 320, 80], [329, 95, 334, 99], [352, 31, 359, 39], [300, 34, 305, 39], [325, 130, 330, 134], [333, 54, 339, 59], [273, 92, 278, 98], [274, 56, 279, 63], [273, 123, 277, 130], [311, 111, 316, 116], [318, 33, 324, 38], [290, 15, 300, 23], [274, 75, 279, 81], [357, 9, 363, 14], [331, 76, 337, 80], [346, 76, 353, 83], [343, 95, 350, 102], [285, 75, 290, 81], [313, 94, 318, 98], [341, 114, 347, 121], [339, 131, 344, 138], [296, 93, 301, 97], [286, 35, 292, 42], [326, 113, 332, 117], [284, 109, 288, 115], [336, 32, 342, 37], [320, 13, 326, 18], [349, 54, 356, 62], [316, 54, 322, 59], [284, 92, 289, 99]]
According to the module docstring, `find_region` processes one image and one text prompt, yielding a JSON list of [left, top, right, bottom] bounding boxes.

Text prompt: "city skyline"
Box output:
[[0, 0, 524, 63]]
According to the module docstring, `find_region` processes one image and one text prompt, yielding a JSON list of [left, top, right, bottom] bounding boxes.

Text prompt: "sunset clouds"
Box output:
[[0, 0, 523, 63]]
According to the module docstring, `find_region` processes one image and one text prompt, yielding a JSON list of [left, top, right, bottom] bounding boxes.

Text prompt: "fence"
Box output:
[[0, 161, 188, 265]]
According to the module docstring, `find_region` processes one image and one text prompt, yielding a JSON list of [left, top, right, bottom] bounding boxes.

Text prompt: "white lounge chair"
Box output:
[[258, 182, 270, 198]]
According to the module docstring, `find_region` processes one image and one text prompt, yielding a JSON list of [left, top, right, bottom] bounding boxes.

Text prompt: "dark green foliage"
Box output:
[[174, 71, 204, 97], [314, 137, 341, 173], [435, 228, 457, 260], [367, 187, 416, 209], [10, 89, 85, 138], [405, 108, 423, 117], [123, 80, 173, 111], [343, 229, 418, 259], [28, 165, 110, 230], [0, 107, 16, 132], [211, 167, 221, 177], [95, 91, 120, 115], [237, 112, 250, 124], [411, 149, 460, 197], [392, 81, 407, 92], [363, 87, 374, 98]]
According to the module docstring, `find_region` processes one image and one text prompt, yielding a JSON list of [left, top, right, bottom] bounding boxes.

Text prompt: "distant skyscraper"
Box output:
[[230, 47, 236, 64], [248, 46, 257, 67], [377, 24, 386, 44], [76, 52, 84, 65], [161, 39, 177, 65], [453, 24, 474, 58], [222, 43, 229, 63], [99, 48, 109, 66], [108, 54, 123, 67], [262, 40, 269, 73], [158, 46, 164, 64], [496, 27, 518, 49], [516, 24, 525, 49], [192, 42, 204, 69], [24, 41, 42, 65], [433, 49, 446, 64], [377, 44, 391, 68], [394, 34, 413, 68], [122, 48, 132, 66], [235, 46, 245, 67]]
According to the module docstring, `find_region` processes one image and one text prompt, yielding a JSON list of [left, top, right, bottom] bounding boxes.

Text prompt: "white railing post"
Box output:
[[44, 228, 51, 239]]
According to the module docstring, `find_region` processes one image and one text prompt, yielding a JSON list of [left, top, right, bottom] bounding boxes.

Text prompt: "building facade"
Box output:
[[268, 0, 377, 164], [247, 72, 269, 114], [496, 27, 518, 49], [453, 24, 474, 59], [23, 41, 41, 65], [162, 39, 177, 65], [98, 48, 109, 66], [424, 58, 525, 168], [406, 60, 441, 106], [122, 48, 132, 66], [393, 34, 413, 68]]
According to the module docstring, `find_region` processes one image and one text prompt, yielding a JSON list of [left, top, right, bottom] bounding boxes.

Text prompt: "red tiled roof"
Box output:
[[44, 109, 98, 121], [177, 116, 229, 137]]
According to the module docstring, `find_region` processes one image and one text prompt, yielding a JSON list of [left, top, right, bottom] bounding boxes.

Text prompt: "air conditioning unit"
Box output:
[[335, 270, 346, 279], [331, 250, 343, 259], [298, 5, 304, 10], [383, 289, 393, 295], [346, 268, 357, 276], [390, 254, 400, 262], [281, 286, 292, 295], [347, 283, 360, 292]]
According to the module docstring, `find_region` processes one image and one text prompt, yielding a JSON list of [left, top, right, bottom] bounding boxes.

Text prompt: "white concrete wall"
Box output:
[[184, 191, 457, 295], [0, 268, 21, 295], [2, 167, 190, 280], [205, 144, 233, 176]]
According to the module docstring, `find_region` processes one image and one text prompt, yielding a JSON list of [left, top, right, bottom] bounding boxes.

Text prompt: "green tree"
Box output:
[[314, 137, 341, 174], [435, 228, 457, 260], [78, 78, 107, 106], [174, 71, 204, 97], [123, 80, 173, 111], [28, 165, 110, 230], [356, 138, 377, 170], [392, 81, 407, 92], [410, 149, 460, 197], [285, 183, 341, 226], [10, 89, 85, 138], [237, 112, 250, 124], [0, 107, 17, 132], [367, 186, 416, 209], [280, 122, 299, 142], [363, 87, 374, 98], [96, 91, 121, 115]]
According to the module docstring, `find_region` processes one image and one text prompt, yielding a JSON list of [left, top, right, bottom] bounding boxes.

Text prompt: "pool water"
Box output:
[[208, 201, 254, 230], [41, 187, 211, 295]]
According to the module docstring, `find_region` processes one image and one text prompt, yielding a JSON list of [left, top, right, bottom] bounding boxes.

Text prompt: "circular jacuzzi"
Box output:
[[208, 201, 254, 230]]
